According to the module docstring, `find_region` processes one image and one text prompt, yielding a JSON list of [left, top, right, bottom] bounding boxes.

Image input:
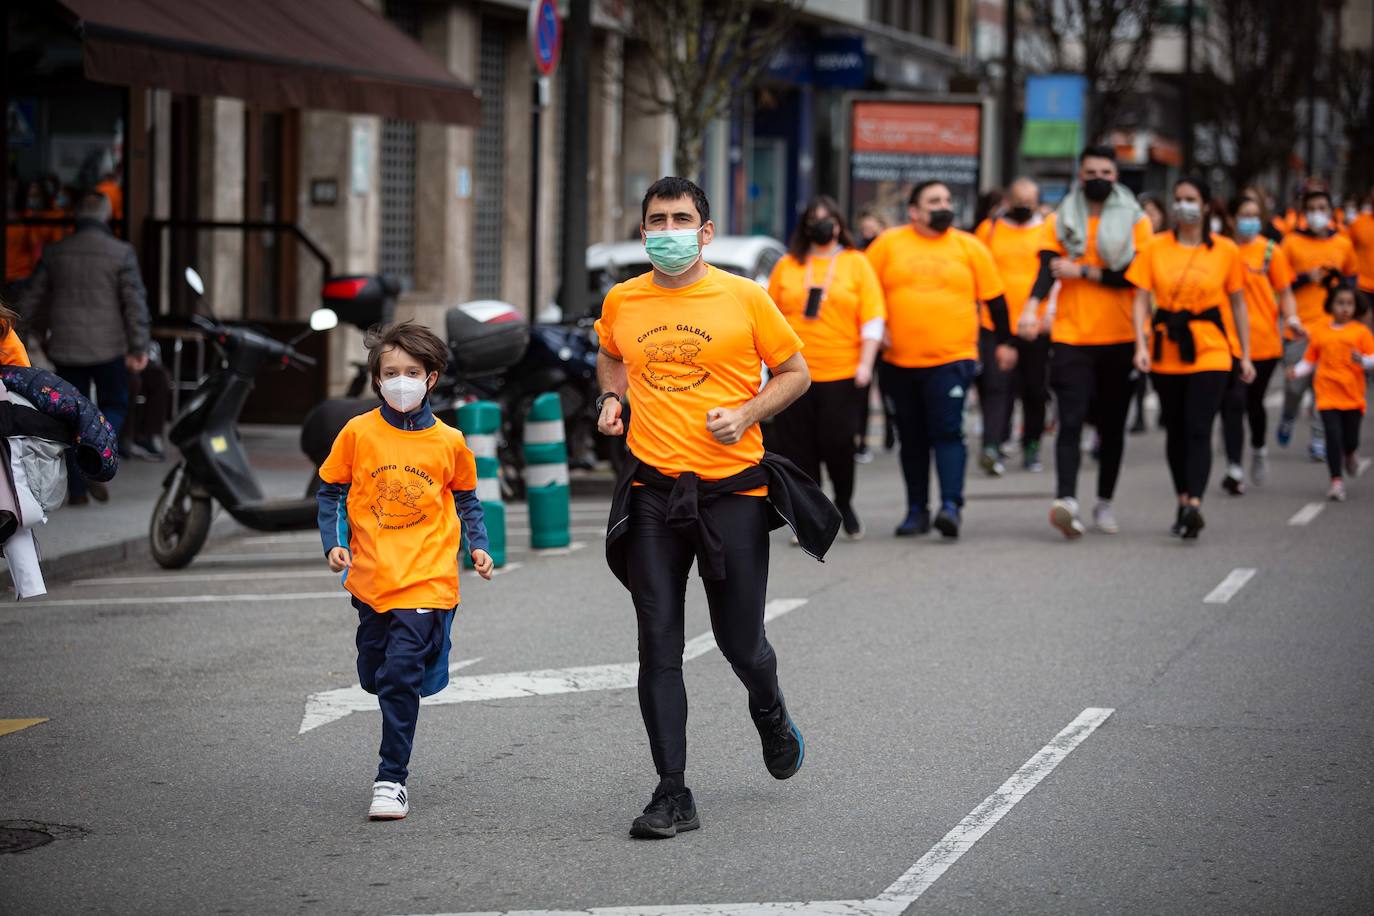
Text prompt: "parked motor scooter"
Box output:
[[149, 268, 341, 568]]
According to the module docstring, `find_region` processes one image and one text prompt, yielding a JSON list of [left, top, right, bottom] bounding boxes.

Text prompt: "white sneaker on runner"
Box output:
[[1050, 498, 1085, 539], [1327, 479, 1347, 502], [1251, 448, 1268, 486], [369, 781, 409, 820], [1092, 501, 1119, 534]]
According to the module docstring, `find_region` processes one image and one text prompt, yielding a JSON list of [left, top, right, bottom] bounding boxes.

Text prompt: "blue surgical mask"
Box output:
[[1236, 217, 1262, 239], [644, 228, 702, 276]]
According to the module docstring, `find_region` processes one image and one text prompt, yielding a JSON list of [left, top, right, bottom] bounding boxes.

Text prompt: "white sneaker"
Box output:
[[1050, 498, 1085, 539], [1327, 479, 1347, 502], [1251, 448, 1268, 486], [1092, 501, 1120, 534], [369, 781, 409, 820]]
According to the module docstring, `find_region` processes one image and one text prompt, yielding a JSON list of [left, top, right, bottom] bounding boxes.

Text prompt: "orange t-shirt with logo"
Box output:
[[318, 409, 478, 613], [865, 226, 1004, 368], [1301, 318, 1374, 413], [0, 329, 31, 367], [1348, 212, 1374, 293], [767, 248, 885, 383], [1237, 236, 1296, 362], [1126, 232, 1245, 375], [1280, 232, 1358, 330], [975, 218, 1050, 328], [595, 265, 803, 485], [1040, 213, 1154, 346]]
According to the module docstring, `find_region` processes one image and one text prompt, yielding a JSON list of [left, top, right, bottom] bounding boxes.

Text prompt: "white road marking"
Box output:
[[73, 569, 341, 587], [394, 707, 1114, 916], [1204, 568, 1257, 604], [298, 598, 808, 733], [1359, 457, 1372, 477], [1288, 502, 1325, 526]]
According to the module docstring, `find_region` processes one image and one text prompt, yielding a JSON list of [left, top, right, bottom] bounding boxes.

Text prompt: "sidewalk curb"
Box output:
[[17, 513, 244, 587]]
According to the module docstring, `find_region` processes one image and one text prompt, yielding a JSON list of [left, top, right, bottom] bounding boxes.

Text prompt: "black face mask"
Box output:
[[1006, 205, 1034, 223], [805, 218, 835, 245], [1083, 178, 1113, 203], [927, 209, 954, 232]]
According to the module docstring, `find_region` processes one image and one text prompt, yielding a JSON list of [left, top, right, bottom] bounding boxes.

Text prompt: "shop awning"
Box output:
[[56, 0, 480, 125]]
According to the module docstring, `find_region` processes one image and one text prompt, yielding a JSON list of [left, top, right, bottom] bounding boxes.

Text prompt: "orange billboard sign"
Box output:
[[852, 102, 981, 156]]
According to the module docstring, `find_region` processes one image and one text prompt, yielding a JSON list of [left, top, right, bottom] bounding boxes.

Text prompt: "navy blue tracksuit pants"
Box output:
[[355, 606, 444, 784], [882, 359, 976, 512]]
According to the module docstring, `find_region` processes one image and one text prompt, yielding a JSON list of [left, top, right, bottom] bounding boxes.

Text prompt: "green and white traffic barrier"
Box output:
[[456, 400, 507, 568], [523, 391, 571, 549]]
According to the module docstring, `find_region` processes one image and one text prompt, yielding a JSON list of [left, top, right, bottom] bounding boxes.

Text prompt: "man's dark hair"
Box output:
[[1080, 144, 1117, 164], [908, 180, 948, 207], [365, 321, 449, 398], [1301, 188, 1333, 208], [641, 177, 710, 225]]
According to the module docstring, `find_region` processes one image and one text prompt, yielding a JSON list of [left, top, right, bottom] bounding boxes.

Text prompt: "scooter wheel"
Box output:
[[150, 482, 213, 569]]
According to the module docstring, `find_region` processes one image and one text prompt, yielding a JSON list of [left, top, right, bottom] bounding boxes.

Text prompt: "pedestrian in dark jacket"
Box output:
[[16, 191, 150, 504]]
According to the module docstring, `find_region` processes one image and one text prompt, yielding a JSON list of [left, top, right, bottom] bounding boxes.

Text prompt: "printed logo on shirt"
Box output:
[[637, 325, 714, 392], [368, 464, 438, 530]]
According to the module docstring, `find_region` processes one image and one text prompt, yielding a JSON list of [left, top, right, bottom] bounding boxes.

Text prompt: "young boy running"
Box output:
[[317, 322, 493, 820]]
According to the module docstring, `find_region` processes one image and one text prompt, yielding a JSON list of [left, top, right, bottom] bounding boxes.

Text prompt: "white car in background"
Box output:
[[585, 235, 787, 315]]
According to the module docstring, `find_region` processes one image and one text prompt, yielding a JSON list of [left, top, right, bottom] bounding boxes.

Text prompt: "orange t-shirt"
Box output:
[[5, 225, 38, 282], [865, 226, 1004, 368], [1280, 231, 1358, 330], [1347, 212, 1374, 293], [318, 409, 478, 613], [767, 248, 885, 383], [1126, 232, 1245, 375], [0, 329, 31, 366], [1237, 236, 1296, 362], [975, 218, 1050, 327], [96, 181, 124, 222], [1041, 213, 1155, 346], [595, 265, 803, 485], [1301, 318, 1374, 413]]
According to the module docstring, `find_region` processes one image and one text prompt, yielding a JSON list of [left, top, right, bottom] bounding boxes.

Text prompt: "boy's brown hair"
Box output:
[[364, 321, 448, 398], [0, 301, 19, 340]]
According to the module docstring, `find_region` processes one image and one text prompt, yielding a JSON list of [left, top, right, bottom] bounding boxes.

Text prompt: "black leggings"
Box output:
[[1320, 409, 1362, 478], [1151, 371, 1229, 498], [1220, 358, 1281, 463], [977, 329, 1014, 449], [772, 378, 864, 508], [1049, 342, 1135, 501], [625, 487, 780, 778], [1016, 333, 1052, 445]]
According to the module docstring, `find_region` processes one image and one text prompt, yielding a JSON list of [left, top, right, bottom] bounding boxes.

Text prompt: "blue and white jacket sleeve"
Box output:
[[453, 489, 490, 556], [317, 483, 352, 556]]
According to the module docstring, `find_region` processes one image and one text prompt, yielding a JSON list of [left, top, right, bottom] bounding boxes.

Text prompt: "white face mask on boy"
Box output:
[[379, 375, 428, 413]]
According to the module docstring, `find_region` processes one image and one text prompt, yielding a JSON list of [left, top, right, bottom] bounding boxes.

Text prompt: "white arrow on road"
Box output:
[[298, 598, 809, 734]]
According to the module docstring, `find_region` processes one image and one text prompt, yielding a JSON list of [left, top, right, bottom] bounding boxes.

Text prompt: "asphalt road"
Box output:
[[2, 421, 1371, 915]]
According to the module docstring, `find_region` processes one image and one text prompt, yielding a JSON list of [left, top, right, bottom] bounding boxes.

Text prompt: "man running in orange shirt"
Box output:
[[1019, 146, 1154, 538], [867, 180, 1015, 539], [1278, 187, 1359, 461]]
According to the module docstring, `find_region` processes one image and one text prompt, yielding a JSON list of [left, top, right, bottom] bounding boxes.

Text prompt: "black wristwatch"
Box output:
[[595, 391, 623, 414]]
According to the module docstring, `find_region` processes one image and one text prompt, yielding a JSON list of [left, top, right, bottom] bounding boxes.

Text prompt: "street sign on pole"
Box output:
[[528, 0, 561, 78]]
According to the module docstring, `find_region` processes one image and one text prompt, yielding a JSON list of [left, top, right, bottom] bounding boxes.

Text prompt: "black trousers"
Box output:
[[1016, 333, 1052, 445], [1220, 358, 1281, 463], [773, 377, 864, 508], [1049, 342, 1135, 501], [625, 487, 780, 778], [976, 329, 1014, 449], [1151, 371, 1229, 498], [1320, 409, 1362, 478]]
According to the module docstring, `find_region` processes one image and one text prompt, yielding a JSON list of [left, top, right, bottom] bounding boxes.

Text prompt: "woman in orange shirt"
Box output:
[[768, 196, 886, 538], [1288, 283, 1374, 501], [1130, 177, 1255, 539], [1217, 195, 1305, 493]]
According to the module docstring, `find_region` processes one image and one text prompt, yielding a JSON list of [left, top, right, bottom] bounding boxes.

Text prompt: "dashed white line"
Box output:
[[394, 707, 1115, 916], [1288, 502, 1325, 526], [1204, 568, 1257, 604]]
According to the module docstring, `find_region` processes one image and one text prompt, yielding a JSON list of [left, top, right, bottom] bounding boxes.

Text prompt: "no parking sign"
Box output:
[[528, 0, 561, 77]]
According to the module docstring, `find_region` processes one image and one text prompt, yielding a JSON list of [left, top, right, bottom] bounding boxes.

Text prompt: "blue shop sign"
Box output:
[[812, 36, 867, 88]]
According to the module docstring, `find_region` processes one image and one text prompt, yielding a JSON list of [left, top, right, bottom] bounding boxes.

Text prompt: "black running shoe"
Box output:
[[1169, 505, 1186, 537], [1179, 504, 1205, 540], [629, 786, 700, 839], [838, 503, 864, 540], [751, 697, 804, 780], [895, 508, 930, 537]]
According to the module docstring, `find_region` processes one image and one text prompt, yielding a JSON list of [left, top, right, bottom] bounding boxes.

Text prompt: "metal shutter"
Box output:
[[474, 17, 507, 300]]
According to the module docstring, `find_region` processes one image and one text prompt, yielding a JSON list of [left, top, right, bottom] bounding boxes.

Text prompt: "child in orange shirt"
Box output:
[[1289, 283, 1374, 501], [317, 322, 493, 820]]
